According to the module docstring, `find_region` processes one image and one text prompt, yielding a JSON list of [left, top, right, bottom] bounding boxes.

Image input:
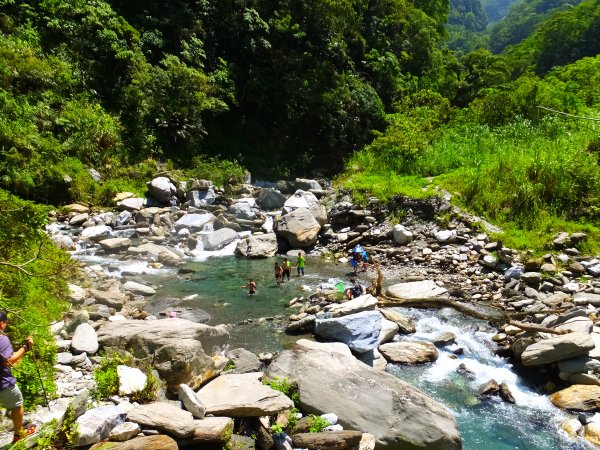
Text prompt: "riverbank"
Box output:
[[3, 175, 600, 449]]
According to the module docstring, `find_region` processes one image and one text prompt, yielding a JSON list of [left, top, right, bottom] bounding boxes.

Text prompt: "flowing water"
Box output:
[[73, 243, 594, 450]]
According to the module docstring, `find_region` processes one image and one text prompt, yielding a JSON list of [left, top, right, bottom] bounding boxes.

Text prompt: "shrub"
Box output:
[[307, 414, 329, 433]]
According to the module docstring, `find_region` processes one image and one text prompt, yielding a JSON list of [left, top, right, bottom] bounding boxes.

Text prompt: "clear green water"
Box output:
[[112, 254, 593, 450]]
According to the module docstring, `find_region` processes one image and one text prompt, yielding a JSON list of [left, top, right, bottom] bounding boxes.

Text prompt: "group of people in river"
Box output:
[[241, 252, 306, 295], [241, 245, 372, 298]]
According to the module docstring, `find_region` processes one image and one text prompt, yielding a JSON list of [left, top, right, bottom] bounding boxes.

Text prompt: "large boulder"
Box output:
[[275, 208, 321, 248], [323, 294, 377, 317], [379, 341, 439, 364], [521, 332, 595, 366], [379, 309, 416, 334], [257, 188, 286, 210], [314, 311, 382, 353], [122, 281, 156, 296], [174, 213, 215, 232], [266, 348, 461, 450], [127, 402, 195, 439], [196, 372, 294, 417], [96, 319, 229, 392], [283, 190, 327, 225], [385, 280, 448, 300], [147, 177, 177, 204], [550, 385, 600, 411], [235, 233, 278, 258], [201, 228, 238, 251]]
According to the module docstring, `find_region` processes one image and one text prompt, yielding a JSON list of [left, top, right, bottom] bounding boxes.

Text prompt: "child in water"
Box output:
[[241, 278, 257, 295], [274, 261, 283, 285]]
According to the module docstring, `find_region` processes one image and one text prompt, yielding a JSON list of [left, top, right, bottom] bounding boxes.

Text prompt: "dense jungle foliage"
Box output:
[[1, 0, 600, 406]]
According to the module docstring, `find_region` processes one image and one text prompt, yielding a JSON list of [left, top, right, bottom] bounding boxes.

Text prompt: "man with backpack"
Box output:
[[0, 311, 35, 444]]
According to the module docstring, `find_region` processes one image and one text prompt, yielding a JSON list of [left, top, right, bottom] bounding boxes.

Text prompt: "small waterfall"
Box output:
[[262, 215, 274, 233]]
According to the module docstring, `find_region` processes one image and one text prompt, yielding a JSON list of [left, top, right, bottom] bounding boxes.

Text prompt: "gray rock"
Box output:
[[226, 348, 262, 374], [504, 265, 523, 281], [275, 207, 321, 248], [69, 213, 89, 226], [97, 319, 229, 392], [257, 188, 286, 210], [295, 339, 353, 357], [573, 292, 600, 307], [186, 188, 216, 207], [521, 332, 595, 366], [235, 233, 278, 258], [379, 309, 416, 334], [174, 213, 215, 231], [128, 243, 181, 266], [64, 310, 90, 335], [229, 202, 257, 220], [521, 272, 542, 284], [71, 323, 99, 355], [385, 280, 448, 300], [127, 402, 195, 439], [147, 177, 177, 204], [434, 230, 457, 244], [81, 225, 113, 241], [558, 356, 600, 374], [379, 341, 439, 364], [314, 311, 382, 353], [122, 281, 156, 296], [99, 238, 132, 253], [117, 198, 145, 212], [266, 348, 461, 450], [178, 383, 206, 419], [323, 294, 377, 317], [378, 319, 399, 345], [73, 405, 126, 446], [196, 372, 294, 417], [89, 288, 127, 309], [392, 224, 413, 245], [109, 421, 141, 442], [200, 228, 238, 251], [555, 316, 594, 334]]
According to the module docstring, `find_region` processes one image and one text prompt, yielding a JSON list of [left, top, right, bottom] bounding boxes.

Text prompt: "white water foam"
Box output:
[[189, 239, 238, 261]]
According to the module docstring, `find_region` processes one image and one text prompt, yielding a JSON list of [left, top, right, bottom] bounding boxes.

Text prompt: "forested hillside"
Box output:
[[1, 0, 600, 249]]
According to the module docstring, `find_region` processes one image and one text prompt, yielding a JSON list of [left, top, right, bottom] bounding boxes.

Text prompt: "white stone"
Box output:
[[117, 365, 147, 395]]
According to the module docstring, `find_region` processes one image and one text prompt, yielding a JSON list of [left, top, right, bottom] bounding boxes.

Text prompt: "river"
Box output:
[[74, 244, 593, 450]]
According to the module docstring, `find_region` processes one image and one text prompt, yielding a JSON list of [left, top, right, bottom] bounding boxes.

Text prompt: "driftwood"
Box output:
[[377, 295, 508, 322], [379, 296, 568, 334]]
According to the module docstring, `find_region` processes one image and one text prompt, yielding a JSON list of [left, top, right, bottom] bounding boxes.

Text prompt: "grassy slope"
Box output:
[[337, 113, 600, 255]]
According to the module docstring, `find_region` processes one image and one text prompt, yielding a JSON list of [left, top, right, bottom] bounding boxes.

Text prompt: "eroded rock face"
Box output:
[[266, 348, 461, 450], [96, 319, 229, 392]]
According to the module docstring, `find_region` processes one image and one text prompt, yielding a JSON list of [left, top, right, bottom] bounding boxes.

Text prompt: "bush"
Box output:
[[307, 414, 329, 433]]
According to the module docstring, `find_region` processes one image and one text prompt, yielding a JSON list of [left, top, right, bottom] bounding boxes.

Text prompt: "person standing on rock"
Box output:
[[296, 252, 305, 276], [281, 258, 291, 281], [0, 311, 36, 444]]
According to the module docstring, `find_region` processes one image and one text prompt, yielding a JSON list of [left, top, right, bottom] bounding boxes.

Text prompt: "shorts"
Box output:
[[0, 384, 23, 410], [0, 384, 23, 411]]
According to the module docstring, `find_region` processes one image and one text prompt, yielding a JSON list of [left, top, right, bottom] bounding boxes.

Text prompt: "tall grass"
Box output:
[[339, 114, 600, 252]]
